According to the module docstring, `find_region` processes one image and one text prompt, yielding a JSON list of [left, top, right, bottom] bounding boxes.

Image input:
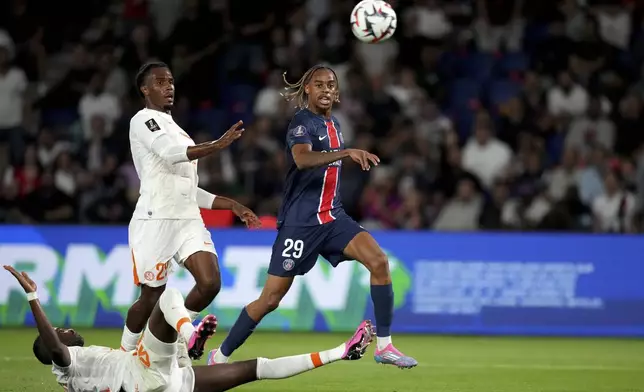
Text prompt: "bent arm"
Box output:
[[132, 117, 231, 165], [197, 188, 245, 210], [291, 144, 349, 170], [149, 134, 232, 164]]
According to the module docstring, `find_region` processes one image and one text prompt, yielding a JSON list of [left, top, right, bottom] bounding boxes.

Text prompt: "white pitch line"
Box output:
[[3, 357, 642, 371]]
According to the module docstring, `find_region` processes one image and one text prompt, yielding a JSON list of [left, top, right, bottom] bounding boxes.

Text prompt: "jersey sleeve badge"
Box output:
[[292, 125, 305, 136], [145, 119, 161, 132]]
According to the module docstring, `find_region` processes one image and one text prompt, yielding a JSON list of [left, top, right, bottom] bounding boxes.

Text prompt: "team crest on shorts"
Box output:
[[283, 259, 295, 271], [144, 271, 155, 281]]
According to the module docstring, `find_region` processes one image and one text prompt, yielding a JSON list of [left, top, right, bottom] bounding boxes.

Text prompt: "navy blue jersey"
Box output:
[[277, 109, 345, 227]]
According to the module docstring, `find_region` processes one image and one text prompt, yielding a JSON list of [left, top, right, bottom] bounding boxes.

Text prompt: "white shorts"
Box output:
[[122, 328, 195, 392], [129, 219, 217, 287]]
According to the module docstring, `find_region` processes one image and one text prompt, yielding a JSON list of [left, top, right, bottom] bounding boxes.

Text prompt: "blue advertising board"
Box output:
[[0, 225, 642, 337]]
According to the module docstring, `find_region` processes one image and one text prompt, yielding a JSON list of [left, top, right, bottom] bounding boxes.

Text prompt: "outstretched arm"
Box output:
[[132, 118, 245, 164], [3, 266, 71, 366]]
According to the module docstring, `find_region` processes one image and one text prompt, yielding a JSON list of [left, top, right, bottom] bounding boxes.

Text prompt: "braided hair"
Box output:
[[281, 65, 340, 109]]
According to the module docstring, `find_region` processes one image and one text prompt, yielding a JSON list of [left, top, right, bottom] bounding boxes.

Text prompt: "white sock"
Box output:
[[120, 326, 142, 351], [377, 336, 392, 351], [159, 288, 195, 344], [256, 343, 346, 379], [212, 347, 230, 363]]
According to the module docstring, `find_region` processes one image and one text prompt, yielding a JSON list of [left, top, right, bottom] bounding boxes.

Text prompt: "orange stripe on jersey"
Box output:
[[310, 352, 323, 368], [176, 317, 190, 332], [131, 249, 140, 286]]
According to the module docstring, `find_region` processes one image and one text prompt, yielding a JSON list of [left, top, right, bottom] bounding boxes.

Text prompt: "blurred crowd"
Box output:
[[0, 0, 643, 233]]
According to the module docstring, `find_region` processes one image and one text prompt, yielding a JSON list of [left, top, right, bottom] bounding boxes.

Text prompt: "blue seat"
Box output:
[[41, 109, 79, 128], [486, 79, 522, 108], [449, 78, 481, 109], [192, 109, 227, 138], [457, 53, 495, 82], [496, 52, 529, 77]]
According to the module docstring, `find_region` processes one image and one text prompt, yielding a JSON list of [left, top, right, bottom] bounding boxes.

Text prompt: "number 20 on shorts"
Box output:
[[282, 238, 304, 259]]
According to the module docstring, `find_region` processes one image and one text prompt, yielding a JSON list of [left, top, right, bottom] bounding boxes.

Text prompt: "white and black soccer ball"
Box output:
[[350, 0, 397, 43]]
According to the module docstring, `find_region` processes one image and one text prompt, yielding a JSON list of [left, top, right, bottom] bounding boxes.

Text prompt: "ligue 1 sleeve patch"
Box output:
[[292, 125, 305, 137], [145, 119, 161, 132]]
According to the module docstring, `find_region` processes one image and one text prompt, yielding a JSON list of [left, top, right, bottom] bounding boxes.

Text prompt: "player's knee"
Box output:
[[261, 293, 282, 313], [140, 285, 165, 309], [365, 252, 390, 279], [196, 275, 221, 300]]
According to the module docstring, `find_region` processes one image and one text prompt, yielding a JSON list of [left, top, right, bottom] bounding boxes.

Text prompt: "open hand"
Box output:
[[232, 203, 262, 229], [347, 149, 380, 171], [3, 265, 38, 293], [213, 121, 245, 149]]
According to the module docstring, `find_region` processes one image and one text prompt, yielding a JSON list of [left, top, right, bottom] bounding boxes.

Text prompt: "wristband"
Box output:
[[26, 292, 38, 302]]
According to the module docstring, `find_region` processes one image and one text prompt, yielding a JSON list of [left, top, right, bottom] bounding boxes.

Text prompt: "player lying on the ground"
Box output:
[[209, 65, 417, 369], [5, 265, 374, 392]]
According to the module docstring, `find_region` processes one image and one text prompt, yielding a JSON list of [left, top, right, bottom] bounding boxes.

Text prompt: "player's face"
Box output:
[[305, 69, 338, 112], [55, 328, 85, 347], [142, 67, 175, 111]]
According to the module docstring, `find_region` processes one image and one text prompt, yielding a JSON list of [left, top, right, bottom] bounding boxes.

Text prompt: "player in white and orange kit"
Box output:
[[123, 61, 261, 365], [5, 265, 374, 392]]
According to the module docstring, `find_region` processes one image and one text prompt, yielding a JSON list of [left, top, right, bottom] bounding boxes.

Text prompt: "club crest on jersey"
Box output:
[[145, 119, 161, 132], [292, 125, 305, 137], [282, 258, 295, 271]]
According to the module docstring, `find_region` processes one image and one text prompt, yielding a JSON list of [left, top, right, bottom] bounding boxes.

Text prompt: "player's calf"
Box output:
[[157, 288, 218, 359], [184, 252, 222, 313], [121, 285, 166, 351]]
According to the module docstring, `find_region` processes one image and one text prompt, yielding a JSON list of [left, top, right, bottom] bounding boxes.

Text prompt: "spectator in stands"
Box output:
[[433, 177, 482, 231], [565, 95, 615, 158], [577, 146, 608, 207], [404, 0, 453, 41], [79, 73, 121, 140], [614, 93, 644, 158], [545, 148, 581, 202], [462, 112, 512, 189], [592, 169, 637, 233], [594, 3, 632, 51], [474, 0, 524, 52], [547, 70, 589, 119], [254, 70, 283, 119], [0, 31, 27, 167], [478, 179, 511, 230]]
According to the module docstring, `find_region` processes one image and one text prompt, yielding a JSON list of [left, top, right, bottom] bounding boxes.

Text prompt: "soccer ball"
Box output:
[[350, 0, 397, 43]]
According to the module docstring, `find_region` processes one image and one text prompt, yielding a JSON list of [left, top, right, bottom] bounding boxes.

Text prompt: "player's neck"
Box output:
[[145, 105, 171, 115], [308, 107, 332, 119]]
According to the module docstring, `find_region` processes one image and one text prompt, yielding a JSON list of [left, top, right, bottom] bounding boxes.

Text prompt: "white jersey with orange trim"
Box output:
[[52, 333, 195, 392], [128, 108, 217, 287], [129, 108, 204, 221]]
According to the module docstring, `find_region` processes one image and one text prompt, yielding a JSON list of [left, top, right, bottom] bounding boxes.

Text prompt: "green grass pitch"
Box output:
[[1, 329, 642, 392]]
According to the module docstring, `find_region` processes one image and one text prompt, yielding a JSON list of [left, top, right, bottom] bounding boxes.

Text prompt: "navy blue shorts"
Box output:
[[268, 215, 365, 277]]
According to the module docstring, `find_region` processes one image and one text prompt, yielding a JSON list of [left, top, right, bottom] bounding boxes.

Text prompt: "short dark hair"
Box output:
[[33, 336, 52, 365], [134, 61, 168, 98]]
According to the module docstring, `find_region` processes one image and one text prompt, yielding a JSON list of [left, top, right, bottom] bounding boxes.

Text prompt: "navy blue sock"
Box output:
[[370, 284, 393, 337], [220, 307, 258, 357]]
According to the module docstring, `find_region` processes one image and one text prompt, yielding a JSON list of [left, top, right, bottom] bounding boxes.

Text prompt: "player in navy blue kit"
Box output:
[[208, 65, 417, 369]]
